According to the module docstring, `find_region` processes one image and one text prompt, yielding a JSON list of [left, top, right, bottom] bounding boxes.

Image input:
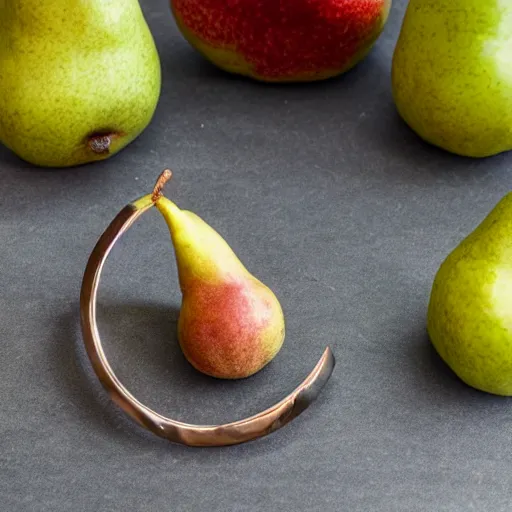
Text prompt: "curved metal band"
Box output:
[[80, 195, 335, 447]]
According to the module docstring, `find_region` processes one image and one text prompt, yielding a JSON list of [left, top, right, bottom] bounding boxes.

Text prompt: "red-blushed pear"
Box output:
[[152, 172, 285, 379], [169, 0, 392, 83]]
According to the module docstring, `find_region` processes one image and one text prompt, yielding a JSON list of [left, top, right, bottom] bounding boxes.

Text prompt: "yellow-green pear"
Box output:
[[152, 172, 285, 379], [0, 0, 161, 167], [427, 193, 512, 395], [392, 0, 512, 158]]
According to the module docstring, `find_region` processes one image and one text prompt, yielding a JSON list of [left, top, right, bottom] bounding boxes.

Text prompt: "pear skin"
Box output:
[[427, 193, 512, 395], [155, 194, 285, 379]]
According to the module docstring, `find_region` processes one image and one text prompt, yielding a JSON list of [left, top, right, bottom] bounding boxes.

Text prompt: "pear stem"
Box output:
[[152, 169, 173, 202]]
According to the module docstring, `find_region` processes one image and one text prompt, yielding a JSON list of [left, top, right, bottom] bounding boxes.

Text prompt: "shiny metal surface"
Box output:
[[79, 188, 335, 447]]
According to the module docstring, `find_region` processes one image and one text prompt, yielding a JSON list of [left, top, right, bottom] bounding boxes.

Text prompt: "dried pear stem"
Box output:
[[88, 134, 113, 154], [152, 169, 173, 202]]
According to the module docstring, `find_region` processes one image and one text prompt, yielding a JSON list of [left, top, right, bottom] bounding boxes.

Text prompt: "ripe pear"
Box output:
[[152, 174, 285, 379], [0, 0, 161, 168], [427, 193, 512, 395], [170, 0, 391, 83], [392, 0, 512, 158]]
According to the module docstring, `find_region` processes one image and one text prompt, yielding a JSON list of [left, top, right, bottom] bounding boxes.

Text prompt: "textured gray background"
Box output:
[[2, 0, 512, 510]]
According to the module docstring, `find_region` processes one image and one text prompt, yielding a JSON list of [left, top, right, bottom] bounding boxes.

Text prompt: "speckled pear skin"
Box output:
[[392, 0, 512, 158], [427, 193, 512, 395], [155, 196, 285, 380], [170, 0, 391, 83], [0, 0, 161, 168]]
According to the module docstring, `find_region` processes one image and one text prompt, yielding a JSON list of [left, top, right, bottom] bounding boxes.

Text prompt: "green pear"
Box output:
[[151, 171, 285, 380], [392, 0, 512, 158], [0, 0, 161, 167], [427, 193, 512, 395]]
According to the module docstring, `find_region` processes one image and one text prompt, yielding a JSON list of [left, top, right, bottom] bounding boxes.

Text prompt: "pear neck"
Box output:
[[155, 197, 248, 288], [173, 226, 246, 287]]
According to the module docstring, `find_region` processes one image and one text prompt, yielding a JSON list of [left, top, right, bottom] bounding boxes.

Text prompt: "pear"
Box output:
[[0, 0, 161, 167], [170, 0, 391, 83], [152, 172, 285, 379], [427, 193, 512, 395], [392, 0, 512, 158]]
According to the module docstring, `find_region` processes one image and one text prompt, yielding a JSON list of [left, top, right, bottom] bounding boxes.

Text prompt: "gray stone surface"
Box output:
[[2, 0, 512, 510]]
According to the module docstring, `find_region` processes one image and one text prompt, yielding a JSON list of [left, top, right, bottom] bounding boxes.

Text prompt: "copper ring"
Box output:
[[80, 194, 336, 447]]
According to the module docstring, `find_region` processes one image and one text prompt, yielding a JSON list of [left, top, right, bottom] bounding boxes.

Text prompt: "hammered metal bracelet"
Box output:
[[80, 193, 335, 447]]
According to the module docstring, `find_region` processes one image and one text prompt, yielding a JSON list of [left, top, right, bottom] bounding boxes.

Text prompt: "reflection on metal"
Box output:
[[80, 192, 335, 447]]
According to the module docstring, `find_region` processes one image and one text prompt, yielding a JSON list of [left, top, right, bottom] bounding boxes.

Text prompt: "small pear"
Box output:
[[152, 172, 285, 379], [427, 193, 512, 395], [0, 0, 161, 167]]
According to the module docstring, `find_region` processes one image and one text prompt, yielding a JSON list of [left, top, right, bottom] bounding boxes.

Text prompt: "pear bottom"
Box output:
[[170, 0, 391, 84], [177, 278, 285, 380], [391, 0, 512, 159]]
